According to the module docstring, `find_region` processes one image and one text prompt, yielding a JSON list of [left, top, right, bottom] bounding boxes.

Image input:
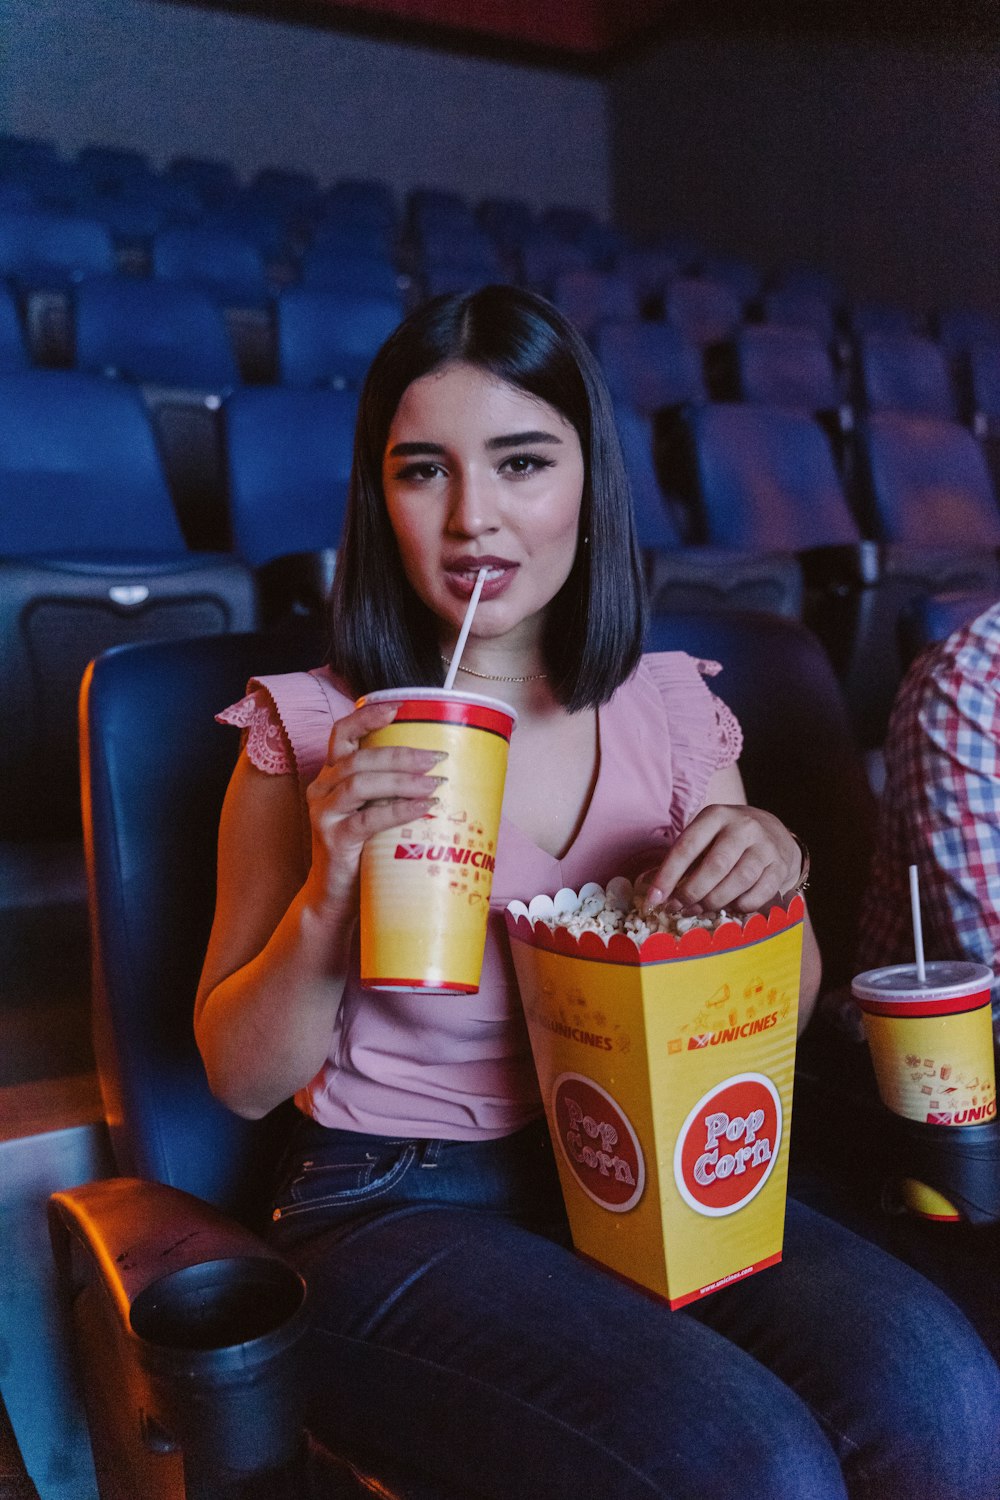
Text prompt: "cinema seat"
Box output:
[[224, 386, 356, 618], [277, 286, 402, 389], [857, 333, 958, 421], [50, 628, 470, 1500], [0, 371, 257, 839], [617, 400, 802, 618]]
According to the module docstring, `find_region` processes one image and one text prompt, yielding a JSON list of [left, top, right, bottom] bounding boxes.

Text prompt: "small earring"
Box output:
[[583, 534, 590, 545]]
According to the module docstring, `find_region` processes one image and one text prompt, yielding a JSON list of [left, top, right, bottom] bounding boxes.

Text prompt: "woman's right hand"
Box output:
[[303, 701, 447, 922]]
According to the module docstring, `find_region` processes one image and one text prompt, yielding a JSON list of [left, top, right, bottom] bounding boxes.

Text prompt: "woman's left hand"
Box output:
[[643, 803, 803, 916]]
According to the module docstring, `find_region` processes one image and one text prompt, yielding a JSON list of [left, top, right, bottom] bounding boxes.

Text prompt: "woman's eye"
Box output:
[[395, 461, 444, 482], [500, 453, 553, 478]]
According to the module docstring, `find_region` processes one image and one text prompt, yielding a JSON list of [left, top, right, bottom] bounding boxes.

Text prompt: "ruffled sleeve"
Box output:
[[215, 667, 356, 786], [216, 688, 294, 775], [642, 653, 744, 833]]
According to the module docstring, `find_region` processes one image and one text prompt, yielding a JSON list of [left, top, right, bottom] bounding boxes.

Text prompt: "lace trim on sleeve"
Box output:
[[692, 659, 744, 767], [216, 690, 294, 776], [711, 694, 743, 766]]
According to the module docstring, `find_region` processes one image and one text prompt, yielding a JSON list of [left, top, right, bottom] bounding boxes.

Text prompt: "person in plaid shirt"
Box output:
[[858, 600, 1000, 1045]]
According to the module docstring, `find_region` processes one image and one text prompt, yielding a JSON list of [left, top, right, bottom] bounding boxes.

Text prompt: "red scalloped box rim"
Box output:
[[504, 894, 804, 965]]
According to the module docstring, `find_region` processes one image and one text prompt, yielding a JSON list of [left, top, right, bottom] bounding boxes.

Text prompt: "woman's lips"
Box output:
[[443, 561, 518, 601]]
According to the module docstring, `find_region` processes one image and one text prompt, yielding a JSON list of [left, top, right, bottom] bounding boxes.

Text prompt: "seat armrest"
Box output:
[[49, 1178, 308, 1476], [256, 548, 337, 625], [49, 1176, 295, 1316], [798, 540, 882, 590]]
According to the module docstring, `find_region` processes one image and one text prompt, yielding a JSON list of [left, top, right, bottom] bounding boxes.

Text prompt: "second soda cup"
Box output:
[[357, 687, 517, 993]]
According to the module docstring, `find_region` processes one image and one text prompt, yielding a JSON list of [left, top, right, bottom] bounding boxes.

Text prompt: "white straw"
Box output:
[[443, 568, 488, 690], [909, 863, 927, 984]]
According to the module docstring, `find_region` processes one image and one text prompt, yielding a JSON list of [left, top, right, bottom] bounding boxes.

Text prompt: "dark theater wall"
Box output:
[[610, 31, 1000, 316], [4, 0, 610, 211]]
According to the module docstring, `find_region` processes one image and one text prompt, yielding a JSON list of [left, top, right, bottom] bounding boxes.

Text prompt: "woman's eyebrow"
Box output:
[[387, 441, 447, 457], [485, 430, 563, 450]]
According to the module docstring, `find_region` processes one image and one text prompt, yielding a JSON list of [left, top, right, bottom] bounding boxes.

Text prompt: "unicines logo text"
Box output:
[[674, 1074, 782, 1218], [394, 842, 496, 872], [687, 1013, 778, 1049], [551, 1074, 645, 1213]]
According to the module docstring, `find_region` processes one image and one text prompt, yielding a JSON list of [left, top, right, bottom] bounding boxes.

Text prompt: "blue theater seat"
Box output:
[[76, 146, 152, 193], [324, 178, 397, 233], [0, 370, 256, 840], [616, 400, 802, 617], [857, 412, 1000, 548], [540, 205, 598, 244], [0, 208, 117, 364], [733, 324, 843, 415], [551, 269, 638, 338], [686, 403, 860, 551], [166, 155, 239, 207], [612, 246, 679, 312], [277, 286, 402, 389], [74, 276, 242, 549], [225, 386, 356, 618], [845, 302, 918, 339], [759, 288, 836, 342], [680, 402, 963, 744], [311, 219, 396, 261], [413, 224, 501, 274], [300, 245, 402, 300], [152, 225, 274, 382], [75, 275, 240, 388], [518, 231, 592, 294], [699, 254, 761, 304], [857, 333, 958, 421], [477, 197, 534, 254], [152, 224, 269, 304], [663, 276, 743, 349], [249, 167, 320, 213], [935, 308, 1000, 357], [595, 320, 705, 414]]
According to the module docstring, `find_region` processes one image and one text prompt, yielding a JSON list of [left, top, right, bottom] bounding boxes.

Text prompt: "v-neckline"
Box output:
[[499, 700, 605, 867]]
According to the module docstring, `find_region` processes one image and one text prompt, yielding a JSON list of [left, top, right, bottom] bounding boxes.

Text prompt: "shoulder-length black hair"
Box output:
[[328, 284, 646, 711]]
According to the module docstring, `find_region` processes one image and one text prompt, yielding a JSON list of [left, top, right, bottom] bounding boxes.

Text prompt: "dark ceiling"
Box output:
[[164, 0, 998, 70]]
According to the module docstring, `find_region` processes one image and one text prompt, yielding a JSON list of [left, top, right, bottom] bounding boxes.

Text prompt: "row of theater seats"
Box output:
[[3, 268, 998, 434], [3, 202, 999, 386], [1, 362, 998, 779]]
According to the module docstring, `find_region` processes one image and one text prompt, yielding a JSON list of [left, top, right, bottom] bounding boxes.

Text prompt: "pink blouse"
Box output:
[[217, 655, 742, 1139]]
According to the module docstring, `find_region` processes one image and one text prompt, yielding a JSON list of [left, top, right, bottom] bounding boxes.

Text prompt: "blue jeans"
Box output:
[[268, 1115, 1000, 1500]]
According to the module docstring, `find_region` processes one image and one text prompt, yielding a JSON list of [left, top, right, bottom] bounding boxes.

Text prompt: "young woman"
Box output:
[[197, 286, 1000, 1499]]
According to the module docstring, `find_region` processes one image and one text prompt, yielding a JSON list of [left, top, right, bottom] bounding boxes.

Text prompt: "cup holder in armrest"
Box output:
[[130, 1255, 306, 1356], [129, 1256, 309, 1473]]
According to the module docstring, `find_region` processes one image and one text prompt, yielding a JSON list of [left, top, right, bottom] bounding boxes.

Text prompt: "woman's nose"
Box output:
[[447, 470, 500, 536]]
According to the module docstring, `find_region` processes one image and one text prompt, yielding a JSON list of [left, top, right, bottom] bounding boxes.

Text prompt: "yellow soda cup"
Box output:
[[357, 688, 516, 993], [852, 960, 996, 1220]]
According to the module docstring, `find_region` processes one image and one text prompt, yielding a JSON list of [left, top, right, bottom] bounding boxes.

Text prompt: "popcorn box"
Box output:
[[505, 882, 805, 1309]]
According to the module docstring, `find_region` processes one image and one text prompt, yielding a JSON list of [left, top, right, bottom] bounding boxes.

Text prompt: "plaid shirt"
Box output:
[[858, 602, 1000, 1039]]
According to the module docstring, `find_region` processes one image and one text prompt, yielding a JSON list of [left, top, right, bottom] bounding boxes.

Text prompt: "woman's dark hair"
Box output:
[[328, 284, 646, 711]]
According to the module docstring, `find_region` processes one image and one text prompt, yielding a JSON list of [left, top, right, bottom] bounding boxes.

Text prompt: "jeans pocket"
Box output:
[[271, 1138, 419, 1225]]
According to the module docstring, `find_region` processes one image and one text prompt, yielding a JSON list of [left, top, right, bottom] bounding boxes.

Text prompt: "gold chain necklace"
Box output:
[[440, 655, 548, 684]]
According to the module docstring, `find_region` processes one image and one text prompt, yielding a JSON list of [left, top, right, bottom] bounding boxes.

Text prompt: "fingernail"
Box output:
[[428, 776, 448, 786], [644, 886, 665, 910], [429, 751, 448, 764]]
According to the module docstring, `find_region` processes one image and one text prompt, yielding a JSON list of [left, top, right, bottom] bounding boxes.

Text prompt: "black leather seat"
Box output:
[[50, 628, 464, 1499]]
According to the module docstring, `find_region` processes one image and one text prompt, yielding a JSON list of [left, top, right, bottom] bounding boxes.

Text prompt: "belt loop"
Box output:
[[420, 1137, 443, 1167]]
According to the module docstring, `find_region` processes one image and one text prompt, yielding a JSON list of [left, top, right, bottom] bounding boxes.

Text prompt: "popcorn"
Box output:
[[511, 877, 733, 952]]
